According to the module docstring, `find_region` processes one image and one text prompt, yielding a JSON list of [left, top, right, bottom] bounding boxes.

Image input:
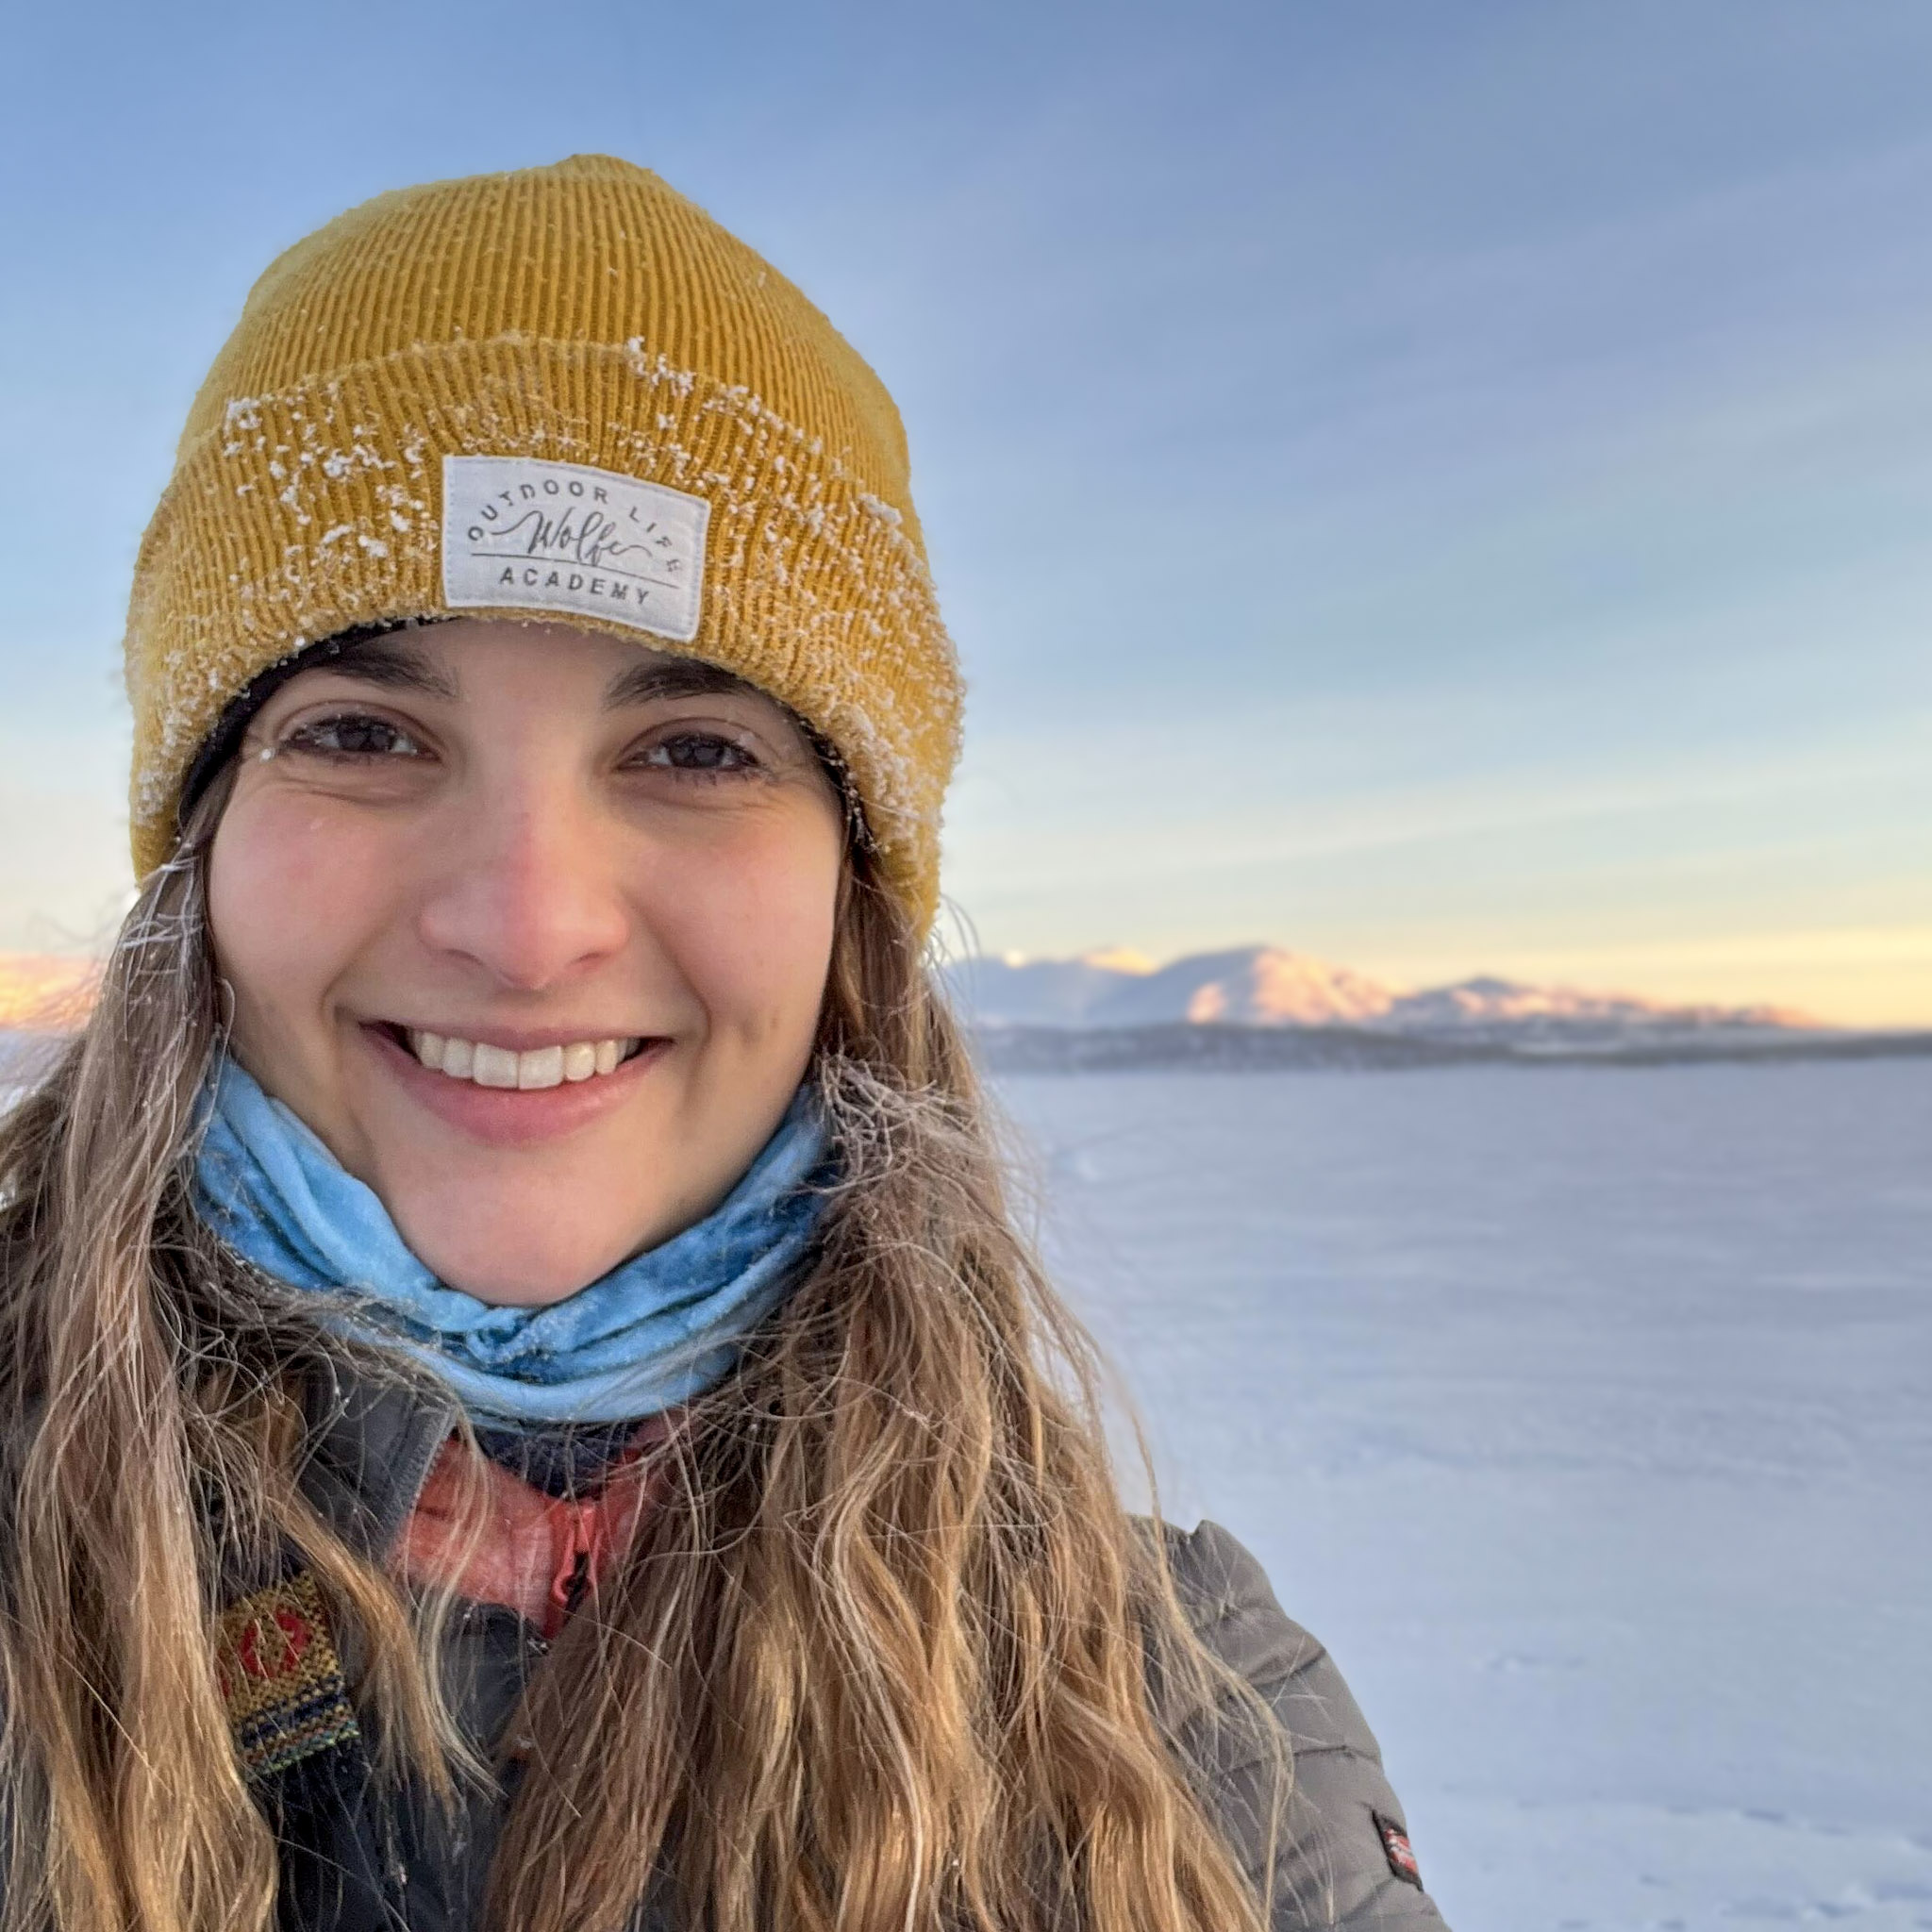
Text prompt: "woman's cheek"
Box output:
[[649, 824, 840, 1039], [210, 793, 400, 1013]]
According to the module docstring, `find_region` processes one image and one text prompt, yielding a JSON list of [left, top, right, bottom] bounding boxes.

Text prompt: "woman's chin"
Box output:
[[395, 1218, 643, 1307]]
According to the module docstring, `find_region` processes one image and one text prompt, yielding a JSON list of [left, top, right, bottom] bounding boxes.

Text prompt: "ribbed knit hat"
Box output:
[[125, 156, 960, 930]]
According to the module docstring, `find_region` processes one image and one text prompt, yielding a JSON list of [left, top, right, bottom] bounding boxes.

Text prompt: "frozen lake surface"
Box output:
[[996, 1059, 1932, 1932]]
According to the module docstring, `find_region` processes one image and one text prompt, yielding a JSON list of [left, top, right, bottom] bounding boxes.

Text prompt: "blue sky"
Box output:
[[3, 1, 1929, 1022]]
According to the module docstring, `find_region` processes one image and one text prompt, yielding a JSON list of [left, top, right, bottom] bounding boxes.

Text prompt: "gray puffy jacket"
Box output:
[[58, 1368, 1449, 1929], [1161, 1518, 1446, 1927]]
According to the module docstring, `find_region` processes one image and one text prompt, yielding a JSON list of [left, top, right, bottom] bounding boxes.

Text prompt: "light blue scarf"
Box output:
[[192, 1058, 831, 1424]]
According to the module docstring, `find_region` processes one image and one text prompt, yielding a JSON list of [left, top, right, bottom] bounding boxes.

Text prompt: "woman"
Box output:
[[0, 158, 1443, 1932]]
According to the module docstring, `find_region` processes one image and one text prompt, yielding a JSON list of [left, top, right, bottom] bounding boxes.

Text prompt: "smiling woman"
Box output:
[[206, 622, 844, 1304], [0, 157, 1443, 1932]]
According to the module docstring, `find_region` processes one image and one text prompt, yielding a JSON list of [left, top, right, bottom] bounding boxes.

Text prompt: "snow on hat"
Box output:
[[124, 155, 961, 932]]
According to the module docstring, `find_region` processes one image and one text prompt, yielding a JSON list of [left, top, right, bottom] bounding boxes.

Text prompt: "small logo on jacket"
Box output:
[[442, 455, 709, 642], [215, 1570, 360, 1781], [1374, 1811, 1424, 1890]]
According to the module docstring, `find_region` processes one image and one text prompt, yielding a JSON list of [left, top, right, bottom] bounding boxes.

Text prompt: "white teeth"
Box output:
[[472, 1042, 520, 1089], [406, 1029, 638, 1089], [518, 1045, 565, 1091]]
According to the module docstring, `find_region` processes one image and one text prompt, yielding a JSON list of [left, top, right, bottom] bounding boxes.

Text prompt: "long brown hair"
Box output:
[[0, 782, 1282, 1932]]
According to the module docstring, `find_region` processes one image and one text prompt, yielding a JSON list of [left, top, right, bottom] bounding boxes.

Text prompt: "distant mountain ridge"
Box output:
[[944, 945, 1817, 1046], [0, 944, 1823, 1059]]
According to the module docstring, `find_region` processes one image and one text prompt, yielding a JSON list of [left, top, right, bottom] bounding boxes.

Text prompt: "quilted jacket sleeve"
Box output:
[[1162, 1520, 1448, 1929]]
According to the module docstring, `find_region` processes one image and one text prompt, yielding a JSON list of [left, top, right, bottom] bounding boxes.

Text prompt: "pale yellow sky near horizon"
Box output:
[[958, 933, 1929, 1031], [1349, 928, 1932, 1030], [8, 910, 1928, 1035], [3, 937, 1925, 1031]]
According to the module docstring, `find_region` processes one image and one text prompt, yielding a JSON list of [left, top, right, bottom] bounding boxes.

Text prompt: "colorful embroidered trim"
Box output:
[[1373, 1810, 1424, 1890], [215, 1570, 360, 1781]]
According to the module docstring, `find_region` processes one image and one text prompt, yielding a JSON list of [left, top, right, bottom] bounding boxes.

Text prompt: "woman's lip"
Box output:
[[360, 1022, 669, 1148]]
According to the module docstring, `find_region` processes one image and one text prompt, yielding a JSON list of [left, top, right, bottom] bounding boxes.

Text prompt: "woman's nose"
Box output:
[[415, 781, 632, 991]]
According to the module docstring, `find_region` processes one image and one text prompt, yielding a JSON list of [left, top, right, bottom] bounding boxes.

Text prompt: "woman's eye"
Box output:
[[631, 731, 761, 776], [281, 714, 427, 760]]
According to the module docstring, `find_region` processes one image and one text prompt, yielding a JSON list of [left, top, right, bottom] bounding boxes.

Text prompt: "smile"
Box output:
[[404, 1028, 645, 1090]]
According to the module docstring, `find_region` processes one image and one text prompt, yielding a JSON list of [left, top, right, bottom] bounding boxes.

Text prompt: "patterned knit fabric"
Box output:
[[214, 1572, 360, 1782]]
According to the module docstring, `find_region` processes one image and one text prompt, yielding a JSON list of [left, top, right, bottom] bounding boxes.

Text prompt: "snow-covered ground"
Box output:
[[996, 1059, 1932, 1931]]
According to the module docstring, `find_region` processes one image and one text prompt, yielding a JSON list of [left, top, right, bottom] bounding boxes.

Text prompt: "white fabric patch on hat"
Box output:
[[441, 456, 708, 642]]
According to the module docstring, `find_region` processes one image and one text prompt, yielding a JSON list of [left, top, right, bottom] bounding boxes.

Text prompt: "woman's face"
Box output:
[[208, 619, 845, 1306]]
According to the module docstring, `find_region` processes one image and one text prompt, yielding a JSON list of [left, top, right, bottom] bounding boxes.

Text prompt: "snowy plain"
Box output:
[[994, 1058, 1932, 1932]]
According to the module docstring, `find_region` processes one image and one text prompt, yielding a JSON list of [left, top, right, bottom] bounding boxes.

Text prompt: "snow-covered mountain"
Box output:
[[956, 946, 1397, 1029], [944, 945, 1816, 1043], [1379, 974, 1807, 1045]]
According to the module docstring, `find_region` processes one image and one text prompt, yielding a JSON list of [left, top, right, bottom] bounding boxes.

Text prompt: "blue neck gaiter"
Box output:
[[192, 1058, 831, 1424]]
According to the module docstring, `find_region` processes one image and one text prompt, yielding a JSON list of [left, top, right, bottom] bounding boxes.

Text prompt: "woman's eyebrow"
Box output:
[[602, 657, 752, 709], [313, 636, 460, 700]]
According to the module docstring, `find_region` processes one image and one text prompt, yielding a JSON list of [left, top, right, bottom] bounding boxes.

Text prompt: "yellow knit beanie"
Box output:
[[125, 156, 960, 931]]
